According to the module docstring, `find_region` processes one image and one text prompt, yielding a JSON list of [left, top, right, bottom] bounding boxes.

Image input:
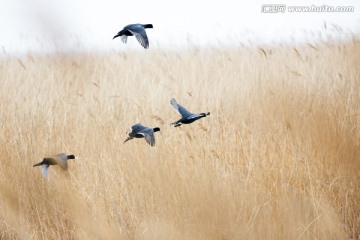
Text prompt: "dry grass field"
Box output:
[[0, 39, 359, 239]]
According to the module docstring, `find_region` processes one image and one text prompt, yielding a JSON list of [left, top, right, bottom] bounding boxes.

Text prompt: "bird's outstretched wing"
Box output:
[[128, 29, 149, 49], [170, 99, 193, 117], [138, 128, 156, 146], [57, 159, 68, 170], [41, 164, 49, 177], [121, 35, 128, 44], [54, 153, 67, 159], [50, 153, 68, 170]]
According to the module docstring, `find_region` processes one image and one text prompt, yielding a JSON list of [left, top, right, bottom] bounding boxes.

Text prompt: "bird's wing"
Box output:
[[57, 159, 68, 170], [128, 29, 149, 49], [41, 164, 49, 177], [170, 99, 193, 117], [186, 114, 200, 120], [121, 35, 127, 44], [138, 128, 155, 146], [54, 153, 67, 160], [49, 154, 68, 170]]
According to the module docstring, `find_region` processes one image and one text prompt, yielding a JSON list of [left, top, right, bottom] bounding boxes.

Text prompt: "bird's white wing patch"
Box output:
[[121, 35, 128, 44], [41, 164, 49, 177]]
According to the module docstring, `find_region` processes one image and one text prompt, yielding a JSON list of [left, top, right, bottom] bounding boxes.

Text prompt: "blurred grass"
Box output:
[[0, 39, 359, 239]]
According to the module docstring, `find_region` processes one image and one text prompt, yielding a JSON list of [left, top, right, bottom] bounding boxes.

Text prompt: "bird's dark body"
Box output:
[[118, 29, 132, 37], [170, 98, 210, 127], [37, 158, 57, 166], [134, 133, 145, 138], [33, 154, 76, 167], [173, 113, 208, 126]]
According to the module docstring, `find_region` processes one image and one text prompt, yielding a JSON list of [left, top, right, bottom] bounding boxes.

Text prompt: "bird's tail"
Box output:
[[144, 24, 153, 28]]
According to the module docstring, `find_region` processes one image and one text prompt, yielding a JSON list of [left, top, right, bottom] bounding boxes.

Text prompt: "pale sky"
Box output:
[[0, 0, 359, 55]]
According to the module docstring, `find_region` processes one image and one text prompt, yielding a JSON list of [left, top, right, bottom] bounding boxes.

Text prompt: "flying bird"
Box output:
[[124, 123, 160, 146], [113, 24, 153, 49], [170, 98, 210, 127], [33, 153, 77, 177]]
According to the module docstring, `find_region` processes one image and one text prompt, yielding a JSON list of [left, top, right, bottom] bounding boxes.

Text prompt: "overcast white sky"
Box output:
[[0, 0, 359, 55]]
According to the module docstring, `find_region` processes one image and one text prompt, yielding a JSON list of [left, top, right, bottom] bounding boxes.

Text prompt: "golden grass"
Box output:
[[0, 39, 359, 239]]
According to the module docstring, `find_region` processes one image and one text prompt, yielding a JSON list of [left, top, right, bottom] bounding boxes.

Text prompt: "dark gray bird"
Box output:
[[124, 123, 160, 146], [170, 98, 210, 127], [33, 153, 77, 177], [113, 24, 153, 49]]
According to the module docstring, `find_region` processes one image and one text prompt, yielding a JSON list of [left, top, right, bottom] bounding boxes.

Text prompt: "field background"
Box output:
[[0, 39, 359, 239]]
